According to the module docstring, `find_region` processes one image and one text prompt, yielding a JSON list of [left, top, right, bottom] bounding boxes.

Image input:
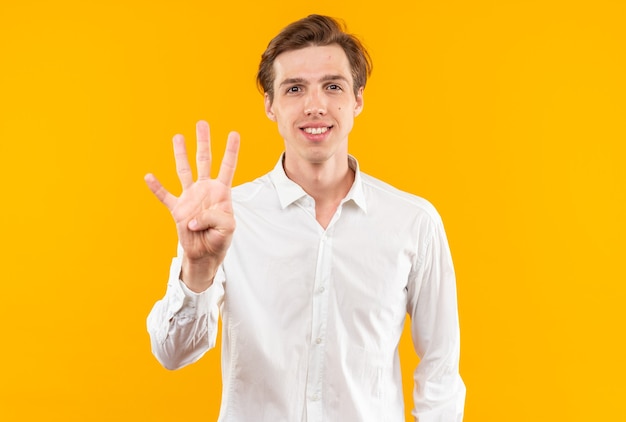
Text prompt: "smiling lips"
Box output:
[[302, 126, 331, 135]]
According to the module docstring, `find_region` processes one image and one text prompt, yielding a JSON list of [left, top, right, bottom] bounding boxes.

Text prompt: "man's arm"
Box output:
[[147, 245, 225, 370], [407, 215, 466, 421], [145, 121, 239, 369]]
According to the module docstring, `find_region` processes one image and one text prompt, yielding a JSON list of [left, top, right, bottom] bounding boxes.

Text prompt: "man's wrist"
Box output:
[[180, 257, 217, 293]]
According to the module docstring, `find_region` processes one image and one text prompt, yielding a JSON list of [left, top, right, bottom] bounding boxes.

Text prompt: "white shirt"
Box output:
[[147, 156, 465, 422]]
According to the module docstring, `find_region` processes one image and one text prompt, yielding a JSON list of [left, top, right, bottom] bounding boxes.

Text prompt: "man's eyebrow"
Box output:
[[319, 74, 350, 83], [278, 77, 307, 88], [278, 75, 351, 88]]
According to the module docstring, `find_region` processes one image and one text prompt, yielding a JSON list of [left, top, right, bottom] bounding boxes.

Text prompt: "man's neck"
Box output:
[[283, 153, 355, 228]]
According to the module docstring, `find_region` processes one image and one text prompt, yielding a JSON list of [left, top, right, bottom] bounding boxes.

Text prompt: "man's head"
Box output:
[[257, 14, 373, 104]]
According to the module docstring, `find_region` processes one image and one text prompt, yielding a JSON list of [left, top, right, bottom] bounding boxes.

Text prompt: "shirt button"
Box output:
[[318, 287, 325, 293], [315, 337, 322, 344], [311, 393, 320, 401]]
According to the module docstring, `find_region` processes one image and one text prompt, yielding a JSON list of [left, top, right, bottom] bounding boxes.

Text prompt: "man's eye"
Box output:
[[287, 86, 300, 93], [327, 84, 342, 91]]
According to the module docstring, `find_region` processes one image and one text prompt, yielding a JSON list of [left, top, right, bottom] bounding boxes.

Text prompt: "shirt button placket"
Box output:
[[305, 230, 332, 422]]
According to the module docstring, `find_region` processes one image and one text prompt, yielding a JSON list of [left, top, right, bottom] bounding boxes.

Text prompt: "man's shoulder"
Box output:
[[231, 172, 273, 203], [360, 172, 442, 222]]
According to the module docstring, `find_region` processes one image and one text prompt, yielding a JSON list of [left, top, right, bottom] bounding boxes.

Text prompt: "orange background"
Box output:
[[1, 1, 625, 420]]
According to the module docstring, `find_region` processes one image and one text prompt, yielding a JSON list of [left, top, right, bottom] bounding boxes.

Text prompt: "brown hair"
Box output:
[[257, 14, 373, 103]]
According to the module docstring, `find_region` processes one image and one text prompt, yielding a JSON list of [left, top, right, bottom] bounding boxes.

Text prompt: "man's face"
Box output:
[[265, 44, 364, 167]]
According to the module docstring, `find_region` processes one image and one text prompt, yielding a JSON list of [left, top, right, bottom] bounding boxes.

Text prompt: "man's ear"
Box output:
[[354, 87, 364, 117], [264, 93, 276, 121]]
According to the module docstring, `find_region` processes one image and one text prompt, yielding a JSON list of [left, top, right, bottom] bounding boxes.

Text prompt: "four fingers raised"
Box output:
[[145, 121, 240, 204]]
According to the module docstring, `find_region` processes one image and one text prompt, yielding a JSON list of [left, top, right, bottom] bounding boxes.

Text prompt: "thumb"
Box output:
[[187, 209, 236, 233]]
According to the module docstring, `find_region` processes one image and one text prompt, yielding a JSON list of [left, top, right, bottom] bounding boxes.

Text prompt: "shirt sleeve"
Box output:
[[407, 214, 466, 421], [146, 245, 225, 370]]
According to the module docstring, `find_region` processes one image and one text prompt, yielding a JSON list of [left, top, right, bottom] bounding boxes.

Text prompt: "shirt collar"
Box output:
[[269, 153, 368, 212]]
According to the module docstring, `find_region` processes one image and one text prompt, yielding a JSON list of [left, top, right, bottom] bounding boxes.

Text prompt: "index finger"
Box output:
[[216, 131, 240, 187]]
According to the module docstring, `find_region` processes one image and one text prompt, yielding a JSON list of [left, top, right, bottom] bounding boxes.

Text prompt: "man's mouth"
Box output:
[[302, 126, 331, 135]]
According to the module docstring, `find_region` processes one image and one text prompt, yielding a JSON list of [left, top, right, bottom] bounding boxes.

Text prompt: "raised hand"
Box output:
[[145, 121, 240, 292]]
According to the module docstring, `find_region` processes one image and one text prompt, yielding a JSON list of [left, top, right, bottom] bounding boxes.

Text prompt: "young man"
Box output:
[[146, 14, 465, 422]]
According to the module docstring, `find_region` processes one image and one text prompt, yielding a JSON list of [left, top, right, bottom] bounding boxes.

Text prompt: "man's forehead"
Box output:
[[272, 45, 353, 84]]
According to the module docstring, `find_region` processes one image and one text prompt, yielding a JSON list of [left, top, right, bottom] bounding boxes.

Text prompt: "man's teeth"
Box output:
[[303, 127, 329, 135]]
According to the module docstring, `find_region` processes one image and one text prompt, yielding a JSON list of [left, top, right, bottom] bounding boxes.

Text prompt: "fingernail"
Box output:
[[188, 219, 198, 229]]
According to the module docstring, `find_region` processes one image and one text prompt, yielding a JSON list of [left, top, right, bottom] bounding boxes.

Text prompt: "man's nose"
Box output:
[[304, 90, 327, 116]]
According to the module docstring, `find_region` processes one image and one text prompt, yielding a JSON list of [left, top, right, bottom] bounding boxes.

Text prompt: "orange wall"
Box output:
[[1, 1, 624, 420]]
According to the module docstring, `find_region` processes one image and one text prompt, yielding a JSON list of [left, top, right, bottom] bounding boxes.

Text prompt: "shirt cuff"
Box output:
[[164, 255, 213, 320]]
